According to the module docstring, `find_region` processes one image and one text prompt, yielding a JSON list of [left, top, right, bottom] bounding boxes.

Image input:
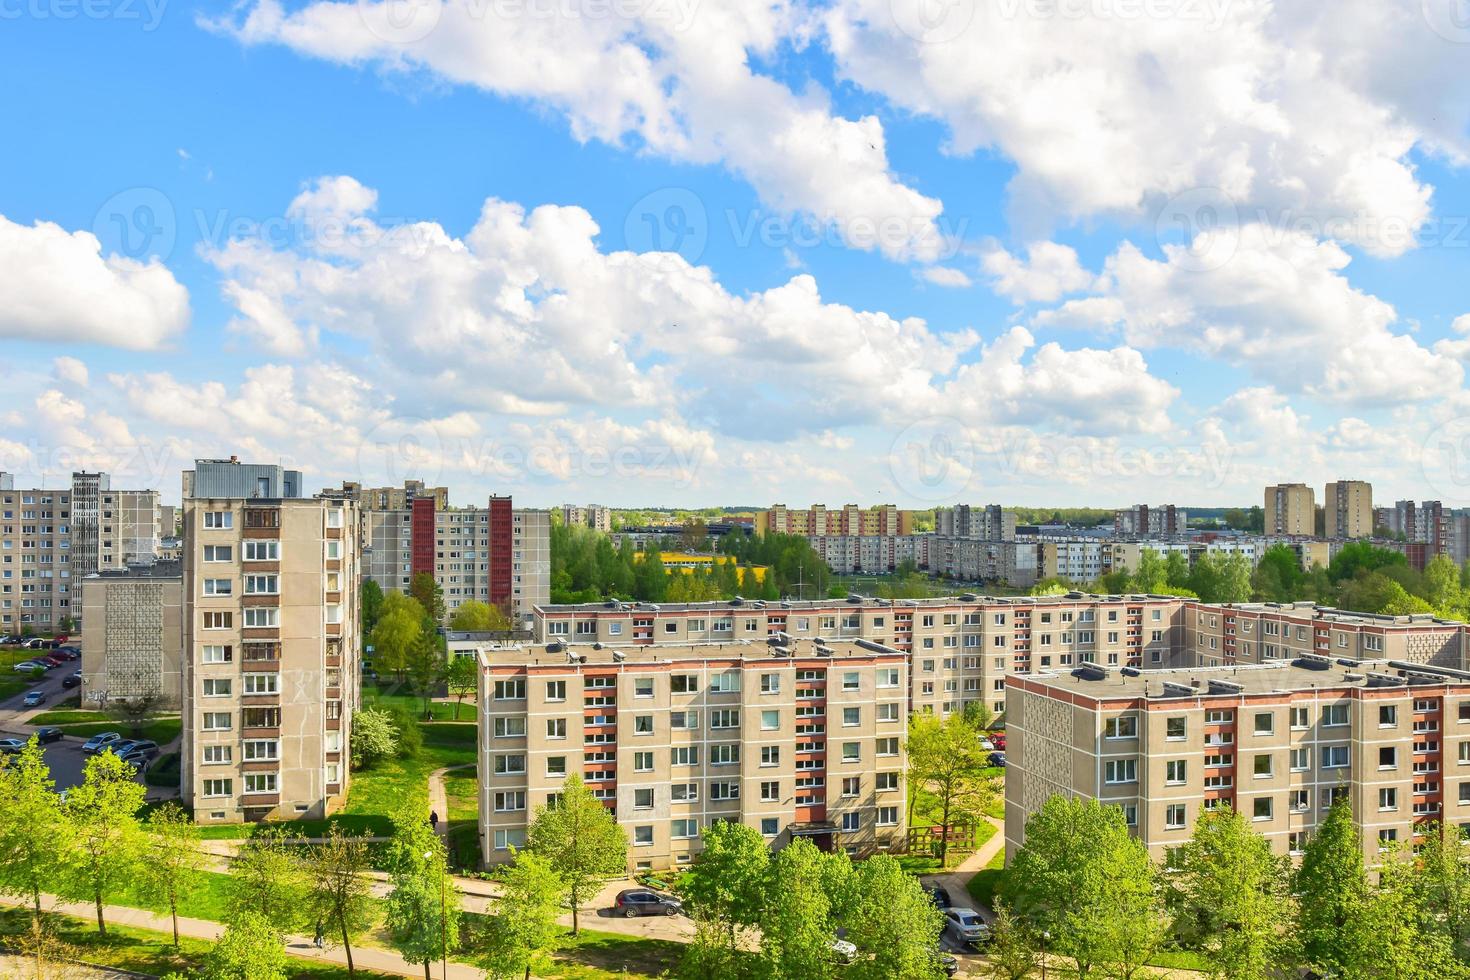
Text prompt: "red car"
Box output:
[[988, 731, 1006, 750]]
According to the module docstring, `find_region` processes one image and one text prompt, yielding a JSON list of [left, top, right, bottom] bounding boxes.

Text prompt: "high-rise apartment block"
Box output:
[[1006, 657, 1470, 863], [1265, 483, 1315, 535], [0, 471, 163, 633], [935, 504, 1016, 541], [1324, 480, 1373, 539], [180, 459, 360, 824], [561, 504, 612, 533], [478, 637, 910, 869], [1114, 504, 1187, 537], [1382, 500, 1451, 556], [331, 481, 550, 627], [759, 504, 913, 537], [80, 559, 183, 703]]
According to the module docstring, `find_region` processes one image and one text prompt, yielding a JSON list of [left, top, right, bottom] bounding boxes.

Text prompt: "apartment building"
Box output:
[[329, 481, 549, 627], [536, 593, 1188, 720], [936, 504, 1016, 541], [758, 504, 913, 538], [180, 460, 360, 824], [1184, 601, 1466, 670], [1040, 539, 1109, 581], [79, 559, 183, 703], [808, 534, 932, 575], [1324, 480, 1374, 539], [477, 638, 911, 870], [931, 537, 1040, 587], [0, 471, 164, 633], [560, 504, 612, 533], [1114, 505, 1188, 537], [1005, 658, 1470, 863], [1265, 484, 1315, 536]]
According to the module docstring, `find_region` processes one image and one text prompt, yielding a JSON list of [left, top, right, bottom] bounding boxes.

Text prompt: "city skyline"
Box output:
[[3, 4, 1470, 508]]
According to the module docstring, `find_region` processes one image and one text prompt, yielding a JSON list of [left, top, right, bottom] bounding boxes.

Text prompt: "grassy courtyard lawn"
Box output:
[[52, 717, 183, 745], [0, 676, 31, 701], [965, 846, 1006, 909], [549, 928, 691, 978], [360, 683, 464, 721], [0, 907, 403, 980], [195, 721, 477, 840], [443, 768, 478, 822], [145, 751, 182, 788]]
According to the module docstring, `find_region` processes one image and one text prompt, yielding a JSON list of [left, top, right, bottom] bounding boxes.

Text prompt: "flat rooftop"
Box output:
[[1018, 657, 1470, 700], [86, 559, 183, 580], [475, 636, 904, 669], [536, 592, 1187, 615], [1203, 601, 1466, 629]]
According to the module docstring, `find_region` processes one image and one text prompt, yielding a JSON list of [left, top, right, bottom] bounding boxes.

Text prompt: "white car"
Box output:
[[830, 938, 857, 963], [944, 907, 990, 947], [978, 737, 995, 752]]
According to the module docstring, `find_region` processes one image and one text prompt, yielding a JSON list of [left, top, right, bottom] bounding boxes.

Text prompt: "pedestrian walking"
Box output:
[[429, 810, 439, 830]]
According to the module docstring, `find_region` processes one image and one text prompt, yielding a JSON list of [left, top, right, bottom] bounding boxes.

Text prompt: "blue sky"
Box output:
[[1, 0, 1469, 508]]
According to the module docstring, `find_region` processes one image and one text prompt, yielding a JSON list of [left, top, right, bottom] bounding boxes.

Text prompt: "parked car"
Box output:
[[57, 645, 80, 654], [21, 638, 47, 649], [830, 938, 857, 963], [977, 737, 995, 752], [82, 732, 121, 753], [116, 747, 153, 770], [989, 731, 1006, 750], [943, 908, 990, 948], [119, 739, 158, 759], [40, 655, 66, 667], [105, 740, 139, 758], [12, 661, 46, 673], [0, 738, 25, 754], [61, 673, 81, 689], [613, 889, 682, 917], [988, 751, 1007, 768], [928, 883, 953, 909], [21, 690, 46, 708], [33, 727, 64, 744]]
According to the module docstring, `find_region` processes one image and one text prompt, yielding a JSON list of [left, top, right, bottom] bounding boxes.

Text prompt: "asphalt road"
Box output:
[[1, 653, 113, 791]]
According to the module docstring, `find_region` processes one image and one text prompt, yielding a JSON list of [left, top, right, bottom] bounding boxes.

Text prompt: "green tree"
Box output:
[[306, 828, 377, 976], [1424, 554, 1464, 615], [198, 911, 288, 980], [526, 774, 627, 935], [444, 655, 479, 721], [384, 808, 462, 980], [1131, 549, 1169, 593], [361, 578, 385, 637], [370, 595, 424, 683], [761, 837, 840, 979], [963, 699, 996, 732], [62, 750, 147, 934], [405, 628, 446, 720], [478, 849, 567, 980], [0, 737, 68, 918], [410, 571, 446, 624], [1003, 796, 1167, 977], [1294, 798, 1365, 975], [448, 599, 512, 632], [984, 903, 1040, 980], [141, 802, 206, 947], [1173, 805, 1294, 979], [906, 712, 997, 867], [350, 706, 400, 769], [845, 854, 945, 980], [1350, 852, 1466, 980], [680, 820, 769, 951], [1251, 544, 1305, 601], [227, 826, 307, 933], [1329, 541, 1407, 582], [1406, 823, 1470, 959]]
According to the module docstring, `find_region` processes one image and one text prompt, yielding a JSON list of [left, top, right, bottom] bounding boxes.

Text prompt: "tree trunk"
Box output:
[[341, 918, 354, 976], [94, 890, 106, 935], [423, 961, 431, 980], [939, 793, 951, 869], [571, 886, 580, 935], [170, 895, 180, 947], [32, 888, 40, 921]]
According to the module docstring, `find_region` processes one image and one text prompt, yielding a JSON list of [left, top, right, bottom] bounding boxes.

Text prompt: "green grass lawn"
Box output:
[[145, 751, 181, 788], [50, 718, 183, 745], [0, 675, 32, 701], [965, 846, 1006, 909], [0, 907, 403, 980], [443, 768, 478, 822]]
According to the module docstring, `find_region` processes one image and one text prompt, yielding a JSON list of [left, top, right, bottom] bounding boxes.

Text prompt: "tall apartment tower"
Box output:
[[181, 460, 360, 824], [936, 504, 1016, 541], [1324, 481, 1373, 539], [1264, 483, 1315, 536]]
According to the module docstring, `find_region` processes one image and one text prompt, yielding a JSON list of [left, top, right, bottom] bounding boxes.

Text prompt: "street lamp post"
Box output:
[[1041, 929, 1050, 980]]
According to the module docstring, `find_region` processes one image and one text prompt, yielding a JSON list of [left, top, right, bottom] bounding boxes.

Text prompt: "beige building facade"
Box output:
[[180, 481, 360, 824], [1265, 483, 1316, 536], [79, 560, 183, 703], [1325, 480, 1374, 539], [1006, 659, 1470, 863], [477, 638, 910, 870]]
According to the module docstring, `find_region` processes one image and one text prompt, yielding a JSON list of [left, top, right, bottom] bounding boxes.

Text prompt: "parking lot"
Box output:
[[2, 648, 125, 791]]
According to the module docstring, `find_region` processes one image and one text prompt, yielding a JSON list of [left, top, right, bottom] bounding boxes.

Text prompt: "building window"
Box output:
[[876, 771, 899, 791], [243, 773, 278, 795], [760, 818, 779, 837], [843, 707, 860, 727], [545, 718, 565, 739], [202, 645, 232, 664], [672, 819, 698, 839], [760, 674, 780, 694], [877, 703, 900, 723], [203, 579, 232, 596], [760, 781, 780, 802], [634, 715, 654, 735], [243, 673, 278, 695], [761, 746, 780, 767], [1165, 760, 1186, 785], [494, 755, 526, 775], [243, 739, 278, 761], [203, 545, 232, 562], [842, 743, 860, 763], [1104, 716, 1138, 739], [761, 710, 780, 731], [671, 674, 699, 693], [243, 607, 279, 628], [634, 788, 654, 809], [1165, 803, 1187, 829], [1380, 787, 1398, 811], [1253, 797, 1273, 821], [1105, 759, 1138, 784], [1290, 706, 1309, 729], [202, 745, 232, 765], [203, 612, 232, 630], [493, 717, 526, 738], [1165, 717, 1186, 740], [1253, 755, 1273, 778], [202, 678, 232, 698], [1380, 705, 1398, 727], [494, 679, 526, 700], [493, 829, 527, 851], [202, 779, 232, 798], [1322, 703, 1349, 727], [634, 752, 654, 772], [203, 512, 233, 529], [203, 712, 231, 731], [545, 680, 566, 702], [841, 812, 861, 832], [1379, 746, 1398, 770], [1253, 713, 1274, 735]]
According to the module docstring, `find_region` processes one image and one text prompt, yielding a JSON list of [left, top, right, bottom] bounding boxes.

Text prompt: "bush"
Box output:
[[145, 752, 182, 788], [351, 708, 399, 769], [382, 704, 422, 759]]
